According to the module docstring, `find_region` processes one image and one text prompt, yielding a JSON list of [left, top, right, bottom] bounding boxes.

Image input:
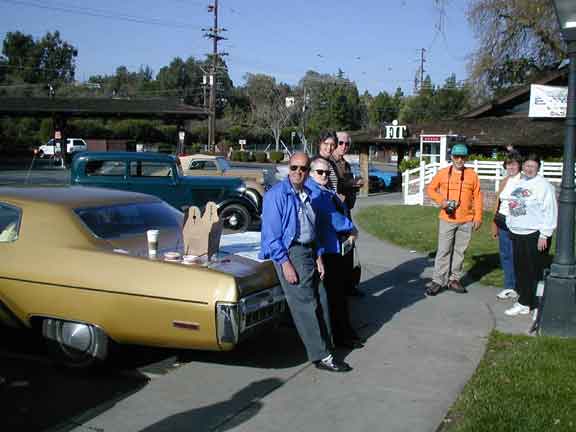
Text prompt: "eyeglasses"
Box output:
[[314, 169, 330, 176], [338, 141, 350, 146], [289, 165, 309, 173]]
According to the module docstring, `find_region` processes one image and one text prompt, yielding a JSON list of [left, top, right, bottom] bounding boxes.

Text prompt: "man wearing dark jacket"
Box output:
[[332, 131, 364, 297]]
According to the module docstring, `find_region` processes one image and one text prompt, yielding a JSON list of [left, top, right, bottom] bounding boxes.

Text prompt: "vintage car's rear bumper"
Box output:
[[215, 284, 286, 348]]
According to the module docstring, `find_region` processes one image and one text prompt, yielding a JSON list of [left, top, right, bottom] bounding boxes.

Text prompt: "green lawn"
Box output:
[[441, 331, 576, 432], [356, 204, 556, 288]]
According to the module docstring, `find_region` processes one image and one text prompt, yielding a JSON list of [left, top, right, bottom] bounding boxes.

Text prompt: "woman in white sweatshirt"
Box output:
[[502, 154, 558, 316]]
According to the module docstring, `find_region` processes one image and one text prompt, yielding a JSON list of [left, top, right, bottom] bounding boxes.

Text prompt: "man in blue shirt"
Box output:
[[260, 152, 352, 373]]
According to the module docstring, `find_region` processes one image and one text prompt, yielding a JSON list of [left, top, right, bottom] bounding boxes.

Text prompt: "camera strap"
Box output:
[[446, 165, 465, 204]]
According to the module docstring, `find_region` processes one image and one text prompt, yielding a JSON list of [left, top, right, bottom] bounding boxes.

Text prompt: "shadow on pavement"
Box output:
[[139, 378, 283, 432], [349, 256, 432, 341], [0, 327, 173, 432], [178, 325, 308, 370]]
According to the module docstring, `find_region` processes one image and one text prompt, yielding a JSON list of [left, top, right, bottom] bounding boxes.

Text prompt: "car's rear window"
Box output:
[[85, 160, 126, 176], [74, 202, 183, 239], [0, 203, 21, 243], [129, 161, 173, 177]]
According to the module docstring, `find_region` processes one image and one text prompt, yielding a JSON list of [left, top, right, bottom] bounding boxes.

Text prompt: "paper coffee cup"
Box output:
[[146, 229, 159, 257]]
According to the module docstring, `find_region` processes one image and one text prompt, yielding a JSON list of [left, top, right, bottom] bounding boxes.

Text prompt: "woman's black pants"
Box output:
[[510, 231, 551, 309], [323, 252, 356, 343]]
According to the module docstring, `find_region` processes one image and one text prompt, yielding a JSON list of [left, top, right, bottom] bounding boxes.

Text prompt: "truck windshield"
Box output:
[[74, 202, 183, 239]]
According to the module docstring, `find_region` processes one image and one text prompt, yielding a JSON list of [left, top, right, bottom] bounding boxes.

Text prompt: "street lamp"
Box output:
[[540, 0, 576, 336]]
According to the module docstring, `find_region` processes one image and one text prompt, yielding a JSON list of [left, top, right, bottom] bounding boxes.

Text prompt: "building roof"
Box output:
[[460, 68, 567, 119], [352, 116, 563, 148], [0, 97, 209, 120]]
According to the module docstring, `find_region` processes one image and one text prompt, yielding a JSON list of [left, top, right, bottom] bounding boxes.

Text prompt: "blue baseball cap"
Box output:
[[451, 144, 469, 156]]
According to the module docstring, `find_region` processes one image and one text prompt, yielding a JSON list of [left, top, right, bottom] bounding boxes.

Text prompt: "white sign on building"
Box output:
[[384, 120, 407, 140], [529, 84, 567, 118]]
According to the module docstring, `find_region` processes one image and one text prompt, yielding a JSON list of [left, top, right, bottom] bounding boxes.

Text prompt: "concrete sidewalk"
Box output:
[[69, 194, 531, 432]]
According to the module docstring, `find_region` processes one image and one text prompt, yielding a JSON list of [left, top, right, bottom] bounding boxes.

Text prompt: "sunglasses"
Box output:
[[338, 141, 350, 146], [289, 165, 309, 173], [314, 169, 330, 176]]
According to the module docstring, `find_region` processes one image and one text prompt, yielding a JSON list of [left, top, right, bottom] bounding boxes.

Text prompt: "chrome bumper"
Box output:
[[216, 285, 286, 346]]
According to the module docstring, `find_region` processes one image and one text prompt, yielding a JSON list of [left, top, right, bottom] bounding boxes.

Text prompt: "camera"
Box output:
[[445, 200, 458, 217]]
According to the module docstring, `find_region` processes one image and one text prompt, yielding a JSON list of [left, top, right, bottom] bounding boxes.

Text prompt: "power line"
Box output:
[[0, 0, 202, 30]]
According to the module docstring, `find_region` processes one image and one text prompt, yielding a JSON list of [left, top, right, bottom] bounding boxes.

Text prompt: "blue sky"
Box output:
[[0, 0, 477, 95]]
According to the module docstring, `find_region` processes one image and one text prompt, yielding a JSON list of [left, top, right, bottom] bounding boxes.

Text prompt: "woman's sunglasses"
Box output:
[[289, 165, 309, 173], [314, 169, 330, 176]]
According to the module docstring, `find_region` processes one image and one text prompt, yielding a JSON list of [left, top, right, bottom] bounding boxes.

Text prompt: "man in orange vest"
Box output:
[[425, 144, 483, 295]]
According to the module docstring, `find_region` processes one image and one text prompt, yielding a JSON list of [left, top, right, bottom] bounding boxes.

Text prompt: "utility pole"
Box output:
[[204, 0, 226, 153], [419, 48, 426, 93], [414, 48, 427, 94]]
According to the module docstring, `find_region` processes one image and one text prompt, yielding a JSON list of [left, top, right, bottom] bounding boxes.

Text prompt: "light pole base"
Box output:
[[540, 274, 576, 337]]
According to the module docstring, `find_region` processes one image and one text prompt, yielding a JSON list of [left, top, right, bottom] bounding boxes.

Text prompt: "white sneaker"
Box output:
[[497, 289, 519, 300], [505, 302, 530, 316]]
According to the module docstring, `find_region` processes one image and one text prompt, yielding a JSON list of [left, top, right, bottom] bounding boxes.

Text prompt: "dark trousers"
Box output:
[[342, 248, 358, 294], [510, 231, 551, 309], [273, 244, 332, 362], [323, 253, 357, 343]]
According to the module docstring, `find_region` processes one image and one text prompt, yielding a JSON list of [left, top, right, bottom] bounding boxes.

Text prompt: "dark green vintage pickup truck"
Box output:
[[70, 152, 259, 232]]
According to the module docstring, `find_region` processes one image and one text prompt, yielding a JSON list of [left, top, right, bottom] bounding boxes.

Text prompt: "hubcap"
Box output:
[[228, 215, 239, 227], [60, 322, 92, 353]]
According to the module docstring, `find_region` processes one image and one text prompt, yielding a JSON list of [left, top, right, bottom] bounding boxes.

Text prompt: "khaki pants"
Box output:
[[432, 219, 473, 286]]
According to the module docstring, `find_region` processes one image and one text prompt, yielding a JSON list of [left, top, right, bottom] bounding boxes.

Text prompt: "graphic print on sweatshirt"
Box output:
[[508, 187, 532, 216]]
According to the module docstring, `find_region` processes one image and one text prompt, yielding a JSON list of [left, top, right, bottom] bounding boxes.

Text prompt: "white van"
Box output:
[[38, 138, 88, 158]]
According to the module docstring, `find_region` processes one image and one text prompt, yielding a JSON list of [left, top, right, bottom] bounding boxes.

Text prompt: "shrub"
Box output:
[[399, 158, 420, 172], [269, 151, 284, 163], [230, 151, 242, 161], [254, 151, 268, 163], [239, 151, 251, 162]]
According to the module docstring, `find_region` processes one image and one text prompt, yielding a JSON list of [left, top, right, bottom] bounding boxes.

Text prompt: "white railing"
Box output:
[[403, 160, 565, 205]]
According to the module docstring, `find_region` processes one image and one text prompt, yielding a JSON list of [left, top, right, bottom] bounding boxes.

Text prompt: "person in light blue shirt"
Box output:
[[307, 157, 364, 349], [260, 152, 352, 373]]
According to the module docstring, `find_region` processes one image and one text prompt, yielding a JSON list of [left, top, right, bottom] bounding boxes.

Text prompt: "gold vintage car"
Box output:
[[179, 154, 277, 211], [0, 186, 284, 367]]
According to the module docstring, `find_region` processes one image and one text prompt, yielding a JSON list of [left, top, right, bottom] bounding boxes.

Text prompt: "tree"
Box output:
[[368, 90, 403, 129], [156, 55, 233, 112], [399, 74, 470, 123], [466, 0, 565, 99], [243, 73, 295, 151], [1, 31, 77, 87], [297, 70, 362, 135]]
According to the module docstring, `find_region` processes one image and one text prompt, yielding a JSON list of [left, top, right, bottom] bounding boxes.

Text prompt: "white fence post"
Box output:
[[495, 164, 501, 192], [419, 161, 426, 205], [473, 159, 478, 173], [403, 170, 409, 203]]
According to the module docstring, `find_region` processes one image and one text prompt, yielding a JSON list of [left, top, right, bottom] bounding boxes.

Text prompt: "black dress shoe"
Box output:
[[448, 280, 467, 293], [425, 281, 443, 296], [314, 358, 353, 372]]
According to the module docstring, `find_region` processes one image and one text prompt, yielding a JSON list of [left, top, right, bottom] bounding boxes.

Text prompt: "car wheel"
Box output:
[[37, 150, 44, 159], [219, 204, 251, 233], [42, 318, 108, 368]]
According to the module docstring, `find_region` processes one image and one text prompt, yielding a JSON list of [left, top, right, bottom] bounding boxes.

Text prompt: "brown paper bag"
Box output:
[[182, 202, 223, 258]]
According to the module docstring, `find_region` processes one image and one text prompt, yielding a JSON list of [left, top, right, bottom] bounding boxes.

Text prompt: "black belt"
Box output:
[[291, 240, 314, 248]]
